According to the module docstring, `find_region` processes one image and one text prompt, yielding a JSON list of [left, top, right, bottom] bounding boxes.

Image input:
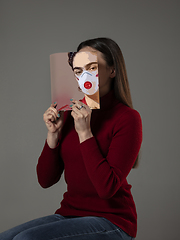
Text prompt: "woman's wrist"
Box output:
[[78, 130, 93, 144], [47, 131, 59, 149]]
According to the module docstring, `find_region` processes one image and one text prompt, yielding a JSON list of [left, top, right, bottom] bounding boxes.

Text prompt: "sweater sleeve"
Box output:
[[36, 140, 64, 188], [79, 109, 142, 199]]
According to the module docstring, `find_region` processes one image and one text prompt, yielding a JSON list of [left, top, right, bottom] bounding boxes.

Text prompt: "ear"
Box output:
[[110, 68, 116, 78]]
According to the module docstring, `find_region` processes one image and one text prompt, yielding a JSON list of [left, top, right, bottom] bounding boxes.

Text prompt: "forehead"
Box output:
[[73, 51, 97, 68]]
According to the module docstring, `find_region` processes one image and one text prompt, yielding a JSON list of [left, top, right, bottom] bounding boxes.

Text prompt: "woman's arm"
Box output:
[[71, 100, 142, 199], [80, 109, 142, 199], [36, 103, 65, 188], [36, 140, 64, 188]]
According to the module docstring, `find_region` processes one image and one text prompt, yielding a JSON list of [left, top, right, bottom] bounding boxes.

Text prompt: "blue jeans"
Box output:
[[0, 214, 134, 240]]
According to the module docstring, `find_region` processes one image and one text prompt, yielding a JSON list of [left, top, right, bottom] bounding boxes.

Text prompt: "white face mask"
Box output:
[[75, 70, 99, 95]]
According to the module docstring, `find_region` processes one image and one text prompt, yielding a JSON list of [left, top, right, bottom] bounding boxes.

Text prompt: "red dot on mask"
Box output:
[[84, 81, 92, 89]]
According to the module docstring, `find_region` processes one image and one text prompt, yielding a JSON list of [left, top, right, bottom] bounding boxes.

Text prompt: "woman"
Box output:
[[0, 38, 142, 240]]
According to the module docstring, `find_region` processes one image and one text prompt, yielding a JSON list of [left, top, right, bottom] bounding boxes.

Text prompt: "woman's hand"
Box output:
[[71, 100, 93, 143], [43, 103, 64, 148]]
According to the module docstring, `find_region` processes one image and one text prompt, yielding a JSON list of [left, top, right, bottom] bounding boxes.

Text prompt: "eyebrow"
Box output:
[[73, 61, 98, 71]]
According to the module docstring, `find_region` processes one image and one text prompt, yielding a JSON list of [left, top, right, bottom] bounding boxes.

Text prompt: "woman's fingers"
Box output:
[[43, 103, 65, 134], [71, 106, 88, 120], [71, 100, 91, 124], [71, 100, 91, 115], [44, 106, 60, 123], [70, 100, 92, 142]]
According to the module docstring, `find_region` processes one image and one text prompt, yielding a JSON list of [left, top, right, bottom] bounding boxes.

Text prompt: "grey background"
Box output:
[[0, 0, 179, 239]]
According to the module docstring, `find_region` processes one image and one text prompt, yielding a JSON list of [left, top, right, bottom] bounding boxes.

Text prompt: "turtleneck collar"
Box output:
[[99, 89, 120, 110]]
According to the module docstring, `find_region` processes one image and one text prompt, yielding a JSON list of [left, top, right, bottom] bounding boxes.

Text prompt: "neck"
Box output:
[[85, 91, 100, 109], [86, 91, 99, 102], [99, 82, 113, 97]]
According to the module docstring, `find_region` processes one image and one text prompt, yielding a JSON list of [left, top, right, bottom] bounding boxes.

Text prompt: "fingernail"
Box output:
[[54, 101, 57, 104], [70, 104, 73, 107], [57, 113, 60, 118], [70, 98, 73, 101]]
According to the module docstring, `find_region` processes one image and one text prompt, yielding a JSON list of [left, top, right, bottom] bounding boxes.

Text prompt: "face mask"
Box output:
[[75, 70, 99, 95]]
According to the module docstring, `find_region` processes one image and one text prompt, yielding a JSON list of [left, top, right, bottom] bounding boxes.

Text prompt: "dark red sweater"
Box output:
[[37, 90, 142, 238]]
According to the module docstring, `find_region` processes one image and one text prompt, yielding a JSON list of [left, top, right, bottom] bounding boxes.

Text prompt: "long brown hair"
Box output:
[[77, 38, 139, 168]]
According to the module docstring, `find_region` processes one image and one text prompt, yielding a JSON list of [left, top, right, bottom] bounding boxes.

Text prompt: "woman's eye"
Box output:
[[90, 66, 97, 71], [74, 71, 82, 75]]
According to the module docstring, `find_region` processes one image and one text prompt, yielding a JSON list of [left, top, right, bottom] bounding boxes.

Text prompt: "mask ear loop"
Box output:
[[74, 75, 81, 92]]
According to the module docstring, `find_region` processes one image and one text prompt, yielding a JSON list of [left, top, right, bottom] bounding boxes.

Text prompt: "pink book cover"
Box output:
[[50, 51, 100, 111]]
